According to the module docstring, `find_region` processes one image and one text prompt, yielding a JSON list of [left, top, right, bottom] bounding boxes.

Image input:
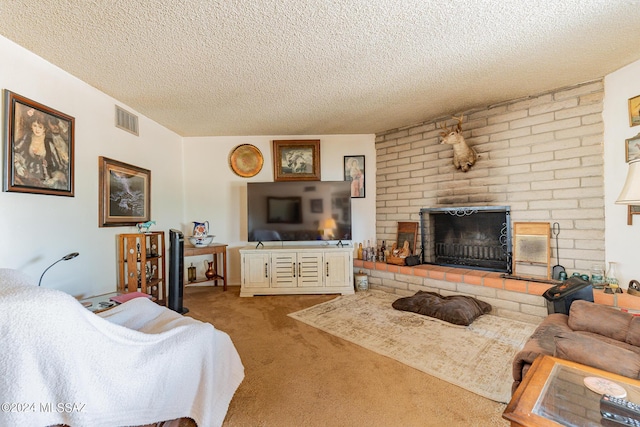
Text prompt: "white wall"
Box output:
[[14, 25, 637, 294], [604, 59, 640, 287], [0, 36, 375, 297], [182, 135, 376, 285], [0, 36, 184, 297]]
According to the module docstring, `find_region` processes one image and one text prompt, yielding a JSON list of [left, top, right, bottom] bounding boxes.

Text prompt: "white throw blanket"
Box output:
[[0, 268, 244, 427]]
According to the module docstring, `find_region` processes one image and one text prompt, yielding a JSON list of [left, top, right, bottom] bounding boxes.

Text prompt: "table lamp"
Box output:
[[617, 159, 640, 205], [613, 159, 640, 293], [321, 218, 337, 239], [38, 252, 79, 287]]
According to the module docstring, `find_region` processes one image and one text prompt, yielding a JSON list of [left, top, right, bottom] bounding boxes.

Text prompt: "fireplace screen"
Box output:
[[420, 206, 512, 273]]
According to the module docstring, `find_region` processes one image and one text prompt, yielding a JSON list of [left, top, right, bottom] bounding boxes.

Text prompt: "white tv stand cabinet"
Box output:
[[239, 244, 354, 297]]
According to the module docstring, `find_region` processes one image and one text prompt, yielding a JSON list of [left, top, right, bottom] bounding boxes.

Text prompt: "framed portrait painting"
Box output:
[[99, 156, 151, 227], [3, 90, 75, 196], [344, 155, 365, 198], [272, 139, 320, 181]]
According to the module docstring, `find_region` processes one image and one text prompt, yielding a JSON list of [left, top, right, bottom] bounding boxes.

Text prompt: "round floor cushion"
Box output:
[[392, 291, 492, 326]]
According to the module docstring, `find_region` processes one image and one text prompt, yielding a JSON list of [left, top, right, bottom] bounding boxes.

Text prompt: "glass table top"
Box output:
[[533, 363, 640, 426]]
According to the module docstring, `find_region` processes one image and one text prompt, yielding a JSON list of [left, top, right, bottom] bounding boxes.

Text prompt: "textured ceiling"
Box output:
[[1, 0, 640, 137]]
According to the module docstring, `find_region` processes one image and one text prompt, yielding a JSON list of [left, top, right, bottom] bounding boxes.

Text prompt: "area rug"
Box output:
[[288, 290, 538, 403]]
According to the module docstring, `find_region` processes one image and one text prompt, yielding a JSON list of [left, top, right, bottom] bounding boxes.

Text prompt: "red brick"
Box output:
[[414, 268, 429, 277], [399, 266, 414, 276], [445, 271, 463, 283], [593, 290, 614, 307], [528, 282, 553, 297], [505, 279, 527, 293], [616, 293, 640, 311], [428, 269, 446, 280], [483, 276, 504, 289], [386, 264, 400, 273], [463, 274, 483, 286]]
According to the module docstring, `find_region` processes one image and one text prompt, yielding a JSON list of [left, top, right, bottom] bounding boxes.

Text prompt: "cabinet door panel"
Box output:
[[297, 253, 324, 287], [325, 251, 351, 287], [243, 253, 270, 288], [272, 253, 297, 287]]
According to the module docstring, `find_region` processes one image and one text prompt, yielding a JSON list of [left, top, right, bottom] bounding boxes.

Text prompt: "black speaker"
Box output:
[[168, 229, 189, 314]]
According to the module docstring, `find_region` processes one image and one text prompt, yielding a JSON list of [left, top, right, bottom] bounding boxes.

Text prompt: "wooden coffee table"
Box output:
[[503, 355, 640, 426]]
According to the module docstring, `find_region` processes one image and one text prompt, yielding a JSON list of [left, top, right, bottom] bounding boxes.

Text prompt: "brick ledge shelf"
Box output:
[[354, 260, 640, 325]]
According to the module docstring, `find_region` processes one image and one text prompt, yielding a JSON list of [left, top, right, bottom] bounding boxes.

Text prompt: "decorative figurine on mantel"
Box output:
[[136, 220, 156, 233]]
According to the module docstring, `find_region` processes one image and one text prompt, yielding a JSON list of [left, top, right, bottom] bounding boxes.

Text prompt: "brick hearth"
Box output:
[[354, 259, 640, 325]]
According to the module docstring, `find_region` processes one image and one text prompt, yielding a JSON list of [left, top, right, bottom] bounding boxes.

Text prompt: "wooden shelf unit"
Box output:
[[117, 231, 166, 305]]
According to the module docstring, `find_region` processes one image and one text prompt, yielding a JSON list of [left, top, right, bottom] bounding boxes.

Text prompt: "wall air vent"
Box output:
[[115, 105, 139, 136]]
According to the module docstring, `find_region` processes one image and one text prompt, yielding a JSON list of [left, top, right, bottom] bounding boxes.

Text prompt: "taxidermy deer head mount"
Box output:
[[439, 115, 477, 172]]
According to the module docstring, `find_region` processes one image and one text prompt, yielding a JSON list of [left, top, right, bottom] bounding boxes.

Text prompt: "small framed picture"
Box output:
[[99, 156, 151, 227], [3, 90, 75, 196], [310, 198, 323, 213], [626, 133, 640, 162], [630, 95, 640, 127], [272, 139, 320, 181], [344, 155, 365, 198]]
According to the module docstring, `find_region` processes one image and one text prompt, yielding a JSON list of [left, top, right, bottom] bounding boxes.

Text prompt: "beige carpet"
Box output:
[[185, 286, 512, 426], [288, 290, 537, 403]]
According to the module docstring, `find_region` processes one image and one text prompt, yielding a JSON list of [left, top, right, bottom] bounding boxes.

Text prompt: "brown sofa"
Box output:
[[512, 300, 640, 394]]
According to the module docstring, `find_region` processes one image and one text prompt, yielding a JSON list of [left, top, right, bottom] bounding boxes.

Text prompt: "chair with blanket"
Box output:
[[0, 268, 244, 427]]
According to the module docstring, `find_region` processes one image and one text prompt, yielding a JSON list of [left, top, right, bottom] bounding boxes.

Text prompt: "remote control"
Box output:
[[601, 395, 640, 425], [601, 411, 640, 427]]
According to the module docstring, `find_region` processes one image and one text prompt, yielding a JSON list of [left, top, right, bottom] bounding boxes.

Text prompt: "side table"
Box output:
[[503, 355, 640, 426], [184, 243, 228, 291], [79, 292, 120, 313]]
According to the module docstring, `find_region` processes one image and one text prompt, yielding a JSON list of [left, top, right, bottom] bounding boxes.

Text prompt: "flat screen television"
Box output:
[[247, 181, 352, 242]]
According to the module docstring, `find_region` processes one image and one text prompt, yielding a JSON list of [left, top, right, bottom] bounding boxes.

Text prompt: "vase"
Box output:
[[590, 264, 605, 289], [605, 261, 621, 294], [193, 221, 209, 238], [204, 260, 216, 280]]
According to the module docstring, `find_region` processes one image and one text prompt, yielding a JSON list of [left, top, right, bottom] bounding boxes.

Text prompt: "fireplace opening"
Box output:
[[419, 206, 512, 273]]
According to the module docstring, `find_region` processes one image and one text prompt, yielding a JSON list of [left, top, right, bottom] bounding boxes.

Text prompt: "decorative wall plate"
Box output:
[[229, 144, 263, 177]]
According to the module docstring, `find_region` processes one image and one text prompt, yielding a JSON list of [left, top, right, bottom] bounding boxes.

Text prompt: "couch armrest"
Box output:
[[512, 313, 571, 383]]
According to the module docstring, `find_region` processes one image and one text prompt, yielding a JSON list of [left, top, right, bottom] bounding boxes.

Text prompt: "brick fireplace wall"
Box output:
[[375, 79, 605, 275], [369, 80, 606, 321]]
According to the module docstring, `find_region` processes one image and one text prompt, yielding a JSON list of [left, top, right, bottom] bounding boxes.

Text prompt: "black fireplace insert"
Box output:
[[419, 206, 512, 273]]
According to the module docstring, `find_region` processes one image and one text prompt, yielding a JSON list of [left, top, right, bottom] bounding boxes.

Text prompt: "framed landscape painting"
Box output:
[[272, 139, 320, 181], [626, 133, 640, 162], [3, 90, 75, 196], [99, 156, 151, 227]]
